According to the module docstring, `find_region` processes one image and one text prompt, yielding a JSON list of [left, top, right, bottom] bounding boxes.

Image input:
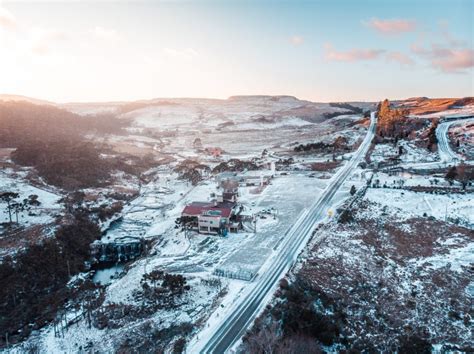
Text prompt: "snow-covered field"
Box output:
[[9, 170, 337, 352], [449, 118, 474, 160], [365, 188, 473, 225], [102, 96, 368, 158], [0, 171, 61, 225], [409, 105, 474, 119]]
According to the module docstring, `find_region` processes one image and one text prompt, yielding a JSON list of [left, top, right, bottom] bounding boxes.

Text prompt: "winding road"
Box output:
[[190, 113, 377, 354], [436, 117, 474, 163]]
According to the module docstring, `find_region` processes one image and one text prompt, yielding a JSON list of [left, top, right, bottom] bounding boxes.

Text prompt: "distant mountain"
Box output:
[[394, 96, 474, 116], [0, 94, 55, 106], [2, 93, 472, 118], [228, 95, 301, 102]]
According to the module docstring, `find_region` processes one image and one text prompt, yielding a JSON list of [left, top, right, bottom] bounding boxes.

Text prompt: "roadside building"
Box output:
[[181, 201, 239, 235]]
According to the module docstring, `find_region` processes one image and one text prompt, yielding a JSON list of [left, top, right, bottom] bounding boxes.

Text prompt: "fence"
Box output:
[[213, 268, 256, 281]]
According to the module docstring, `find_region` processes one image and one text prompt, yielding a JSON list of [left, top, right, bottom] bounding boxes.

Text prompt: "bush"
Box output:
[[398, 334, 431, 354], [339, 209, 354, 224]]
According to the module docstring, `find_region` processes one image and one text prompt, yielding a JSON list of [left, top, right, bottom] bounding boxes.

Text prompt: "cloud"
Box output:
[[411, 35, 474, 73], [290, 35, 304, 46], [366, 18, 416, 35], [438, 22, 467, 48], [163, 47, 198, 60], [91, 26, 118, 41], [143, 55, 154, 65], [430, 48, 474, 73], [386, 51, 415, 66], [324, 43, 384, 62], [0, 6, 68, 56], [29, 28, 68, 55], [0, 6, 18, 31]]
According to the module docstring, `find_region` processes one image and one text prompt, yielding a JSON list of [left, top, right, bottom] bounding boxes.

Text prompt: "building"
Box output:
[[198, 211, 227, 235], [204, 147, 223, 158], [181, 201, 238, 235], [239, 174, 271, 187], [218, 179, 239, 203]]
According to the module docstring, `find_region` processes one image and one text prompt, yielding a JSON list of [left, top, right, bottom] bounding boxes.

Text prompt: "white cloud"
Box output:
[[411, 31, 473, 73], [90, 26, 118, 41], [365, 18, 416, 35], [163, 47, 199, 60], [29, 28, 68, 55], [324, 43, 385, 62], [386, 51, 415, 67], [0, 6, 18, 31], [290, 35, 304, 46]]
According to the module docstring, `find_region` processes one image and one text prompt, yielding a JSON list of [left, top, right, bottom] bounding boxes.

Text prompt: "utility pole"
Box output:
[[143, 241, 148, 275]]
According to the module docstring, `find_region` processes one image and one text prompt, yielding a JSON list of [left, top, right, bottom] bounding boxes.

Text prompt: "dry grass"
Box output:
[[309, 161, 342, 171], [0, 224, 49, 258]]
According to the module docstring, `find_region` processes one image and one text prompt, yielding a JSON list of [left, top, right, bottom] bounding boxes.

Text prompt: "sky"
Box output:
[[0, 0, 473, 103]]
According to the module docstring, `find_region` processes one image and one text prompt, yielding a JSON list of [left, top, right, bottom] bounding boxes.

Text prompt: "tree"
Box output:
[[10, 200, 29, 223], [398, 334, 431, 354], [456, 163, 468, 190], [350, 185, 357, 196], [376, 99, 410, 138], [27, 194, 41, 207], [193, 137, 202, 150], [244, 322, 280, 354], [0, 192, 19, 223], [339, 209, 354, 223], [445, 166, 457, 185]]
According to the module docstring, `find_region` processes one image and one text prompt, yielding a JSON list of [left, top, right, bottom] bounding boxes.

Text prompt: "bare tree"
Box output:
[[245, 322, 280, 354]]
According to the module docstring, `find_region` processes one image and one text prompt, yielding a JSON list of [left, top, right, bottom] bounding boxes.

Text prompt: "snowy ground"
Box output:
[[11, 160, 369, 353], [6, 171, 335, 352], [410, 106, 474, 119], [101, 97, 367, 159], [370, 141, 438, 165], [243, 195, 473, 352], [0, 170, 62, 226], [449, 119, 474, 160], [7, 97, 369, 350], [365, 188, 473, 226]]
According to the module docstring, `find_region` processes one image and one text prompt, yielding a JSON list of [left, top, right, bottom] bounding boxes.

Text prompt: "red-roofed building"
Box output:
[[181, 201, 239, 235]]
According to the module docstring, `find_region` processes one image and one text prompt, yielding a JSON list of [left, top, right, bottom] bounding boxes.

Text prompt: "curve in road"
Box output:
[[436, 117, 474, 163]]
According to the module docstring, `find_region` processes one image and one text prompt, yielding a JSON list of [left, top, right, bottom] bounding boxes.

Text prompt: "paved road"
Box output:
[[192, 112, 377, 354], [436, 117, 474, 163], [398, 117, 474, 171]]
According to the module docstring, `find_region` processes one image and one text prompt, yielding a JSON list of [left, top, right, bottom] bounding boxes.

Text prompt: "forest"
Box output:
[[0, 211, 102, 346], [0, 101, 152, 190]]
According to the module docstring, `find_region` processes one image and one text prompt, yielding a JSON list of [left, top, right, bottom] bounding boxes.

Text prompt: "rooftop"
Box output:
[[182, 201, 235, 218]]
